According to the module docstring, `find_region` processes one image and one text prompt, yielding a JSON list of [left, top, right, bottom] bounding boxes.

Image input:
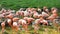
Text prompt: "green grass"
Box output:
[[0, 25, 60, 34], [0, 0, 60, 10]]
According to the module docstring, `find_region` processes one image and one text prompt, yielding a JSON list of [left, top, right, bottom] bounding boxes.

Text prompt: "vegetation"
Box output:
[[0, 0, 60, 10], [0, 25, 60, 34]]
